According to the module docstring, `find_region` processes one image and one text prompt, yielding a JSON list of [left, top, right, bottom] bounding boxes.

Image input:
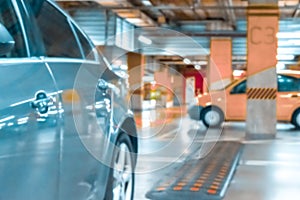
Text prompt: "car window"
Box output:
[[0, 0, 26, 57], [230, 80, 247, 94], [73, 24, 96, 60], [278, 75, 300, 92], [15, 0, 46, 57], [29, 0, 82, 58]]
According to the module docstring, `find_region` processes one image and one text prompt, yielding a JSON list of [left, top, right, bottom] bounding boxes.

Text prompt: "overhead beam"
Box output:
[[144, 31, 247, 37], [55, 2, 298, 11]]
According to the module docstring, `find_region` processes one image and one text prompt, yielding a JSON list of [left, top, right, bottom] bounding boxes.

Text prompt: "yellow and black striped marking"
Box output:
[[247, 88, 277, 100], [146, 141, 243, 200]]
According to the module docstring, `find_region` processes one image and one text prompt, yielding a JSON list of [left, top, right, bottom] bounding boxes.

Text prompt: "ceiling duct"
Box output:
[[97, 0, 156, 27], [206, 21, 234, 31]]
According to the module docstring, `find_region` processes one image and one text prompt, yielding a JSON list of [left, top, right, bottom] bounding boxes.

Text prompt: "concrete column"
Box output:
[[208, 38, 232, 90], [127, 52, 145, 110], [246, 0, 278, 139]]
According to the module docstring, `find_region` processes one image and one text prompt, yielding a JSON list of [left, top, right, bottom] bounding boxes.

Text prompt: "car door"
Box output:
[[277, 74, 300, 121], [0, 1, 60, 199], [226, 80, 247, 120], [28, 1, 113, 199]]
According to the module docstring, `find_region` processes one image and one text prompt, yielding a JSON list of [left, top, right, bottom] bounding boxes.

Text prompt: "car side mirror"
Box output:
[[0, 23, 15, 56]]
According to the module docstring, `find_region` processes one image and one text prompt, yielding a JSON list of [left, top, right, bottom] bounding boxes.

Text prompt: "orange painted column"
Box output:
[[208, 38, 232, 90], [127, 52, 145, 110], [246, 1, 278, 139]]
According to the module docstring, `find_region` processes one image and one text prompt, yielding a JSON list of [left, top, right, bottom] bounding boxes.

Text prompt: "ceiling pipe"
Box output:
[[100, 0, 156, 26], [192, 0, 202, 20], [58, 0, 157, 26], [183, 31, 246, 37], [138, 31, 246, 37], [194, 0, 201, 8], [134, 0, 169, 26], [226, 0, 237, 30], [55, 2, 298, 11], [217, 0, 236, 30], [217, 0, 230, 25]]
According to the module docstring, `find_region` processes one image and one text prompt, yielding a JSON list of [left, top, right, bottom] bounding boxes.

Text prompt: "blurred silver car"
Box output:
[[0, 0, 138, 199]]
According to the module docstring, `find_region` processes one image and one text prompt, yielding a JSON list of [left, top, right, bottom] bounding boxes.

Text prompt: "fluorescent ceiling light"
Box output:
[[183, 58, 191, 64], [233, 70, 245, 77], [194, 65, 201, 70], [276, 54, 295, 60], [277, 32, 300, 39], [138, 35, 152, 45], [126, 18, 144, 24], [141, 0, 152, 6]]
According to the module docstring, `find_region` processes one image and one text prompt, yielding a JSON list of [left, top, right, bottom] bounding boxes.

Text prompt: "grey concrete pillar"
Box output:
[[246, 0, 278, 139]]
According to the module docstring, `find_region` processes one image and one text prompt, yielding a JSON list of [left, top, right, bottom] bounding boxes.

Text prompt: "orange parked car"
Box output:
[[188, 70, 300, 128]]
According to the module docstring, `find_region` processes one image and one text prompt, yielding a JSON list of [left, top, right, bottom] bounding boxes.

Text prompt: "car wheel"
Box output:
[[105, 134, 135, 200], [201, 106, 224, 128], [292, 109, 300, 129]]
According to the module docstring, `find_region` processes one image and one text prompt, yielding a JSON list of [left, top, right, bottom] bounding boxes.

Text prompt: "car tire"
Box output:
[[201, 106, 224, 128], [292, 109, 300, 129], [105, 133, 135, 200]]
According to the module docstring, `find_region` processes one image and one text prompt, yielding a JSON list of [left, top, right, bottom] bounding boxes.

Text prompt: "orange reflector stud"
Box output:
[[214, 178, 222, 182], [217, 174, 225, 179], [207, 189, 217, 194], [201, 175, 209, 179], [210, 185, 219, 190], [219, 172, 226, 176], [190, 187, 200, 192], [193, 183, 202, 187], [177, 182, 186, 186], [212, 181, 221, 185], [173, 186, 182, 191]]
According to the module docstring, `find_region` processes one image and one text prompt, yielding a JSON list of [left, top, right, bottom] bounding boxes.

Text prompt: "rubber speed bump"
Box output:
[[146, 141, 243, 200]]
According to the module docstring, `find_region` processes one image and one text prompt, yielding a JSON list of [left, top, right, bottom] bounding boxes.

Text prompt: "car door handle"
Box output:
[[291, 94, 299, 98], [30, 91, 51, 114], [97, 78, 109, 91]]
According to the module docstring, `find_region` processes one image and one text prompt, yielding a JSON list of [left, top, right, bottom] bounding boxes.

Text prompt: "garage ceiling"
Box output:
[[57, 0, 300, 68]]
